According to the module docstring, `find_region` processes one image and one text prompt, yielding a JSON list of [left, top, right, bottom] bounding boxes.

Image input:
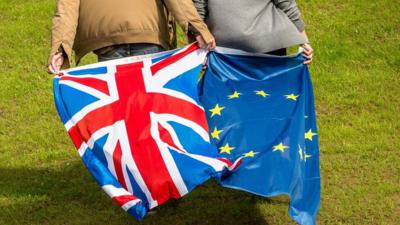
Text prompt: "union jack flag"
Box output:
[[53, 43, 240, 220]]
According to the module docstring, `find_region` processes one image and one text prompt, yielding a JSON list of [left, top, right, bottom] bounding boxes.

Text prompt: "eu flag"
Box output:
[[199, 48, 321, 225]]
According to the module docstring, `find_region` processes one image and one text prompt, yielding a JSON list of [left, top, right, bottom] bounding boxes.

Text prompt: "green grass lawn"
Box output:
[[0, 0, 399, 224]]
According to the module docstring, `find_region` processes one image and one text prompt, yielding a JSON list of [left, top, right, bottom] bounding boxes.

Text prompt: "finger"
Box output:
[[48, 64, 56, 74], [51, 56, 58, 67], [55, 62, 63, 71], [302, 53, 313, 59], [208, 39, 216, 50], [304, 60, 312, 65], [206, 43, 211, 50], [50, 63, 59, 74], [51, 55, 62, 73], [301, 44, 314, 54], [196, 36, 207, 49], [303, 58, 313, 64], [52, 53, 63, 64], [195, 38, 201, 47], [303, 48, 314, 55]]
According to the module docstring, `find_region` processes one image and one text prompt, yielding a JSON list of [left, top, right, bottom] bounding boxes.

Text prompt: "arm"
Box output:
[[48, 0, 80, 72], [163, 0, 215, 49], [273, 0, 305, 32], [273, 0, 313, 64]]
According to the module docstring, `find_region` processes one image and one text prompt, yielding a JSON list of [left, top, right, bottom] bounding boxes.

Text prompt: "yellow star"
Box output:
[[209, 104, 225, 117], [285, 94, 299, 101], [228, 91, 242, 99], [243, 150, 258, 158], [272, 142, 289, 152], [255, 90, 269, 98], [219, 143, 235, 154], [305, 129, 317, 141], [210, 127, 223, 140]]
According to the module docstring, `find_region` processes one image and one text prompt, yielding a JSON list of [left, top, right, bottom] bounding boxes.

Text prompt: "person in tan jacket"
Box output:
[[47, 0, 216, 73]]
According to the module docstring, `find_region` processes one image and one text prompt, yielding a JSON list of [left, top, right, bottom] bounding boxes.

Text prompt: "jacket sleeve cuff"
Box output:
[[292, 18, 305, 32]]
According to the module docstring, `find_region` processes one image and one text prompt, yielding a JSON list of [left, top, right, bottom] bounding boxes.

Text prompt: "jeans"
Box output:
[[94, 43, 164, 62]]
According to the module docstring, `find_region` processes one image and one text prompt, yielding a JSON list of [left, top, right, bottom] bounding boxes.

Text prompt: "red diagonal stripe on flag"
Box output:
[[150, 43, 199, 75]]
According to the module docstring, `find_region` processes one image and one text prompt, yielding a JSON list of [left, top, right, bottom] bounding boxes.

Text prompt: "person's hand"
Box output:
[[47, 52, 64, 74], [196, 35, 216, 50], [301, 43, 314, 65]]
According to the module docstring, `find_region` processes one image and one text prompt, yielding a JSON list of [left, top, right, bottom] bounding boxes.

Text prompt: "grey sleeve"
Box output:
[[192, 0, 208, 21], [273, 0, 305, 31]]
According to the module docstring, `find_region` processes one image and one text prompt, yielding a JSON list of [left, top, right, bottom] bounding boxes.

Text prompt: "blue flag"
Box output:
[[199, 48, 321, 225]]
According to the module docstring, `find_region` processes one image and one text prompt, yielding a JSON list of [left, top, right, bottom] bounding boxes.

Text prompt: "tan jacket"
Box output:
[[49, 0, 213, 68]]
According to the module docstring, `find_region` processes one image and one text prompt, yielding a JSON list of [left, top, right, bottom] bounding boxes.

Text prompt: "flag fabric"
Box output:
[[53, 43, 240, 220], [53, 43, 320, 225], [200, 47, 321, 225]]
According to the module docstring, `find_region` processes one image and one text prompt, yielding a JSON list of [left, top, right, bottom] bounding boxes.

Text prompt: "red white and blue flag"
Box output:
[[53, 43, 240, 220]]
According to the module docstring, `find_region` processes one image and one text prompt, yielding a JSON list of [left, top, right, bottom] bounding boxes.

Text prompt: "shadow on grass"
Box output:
[[0, 160, 289, 225]]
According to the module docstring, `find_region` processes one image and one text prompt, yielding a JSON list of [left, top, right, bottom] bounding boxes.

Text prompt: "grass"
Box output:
[[0, 0, 399, 224]]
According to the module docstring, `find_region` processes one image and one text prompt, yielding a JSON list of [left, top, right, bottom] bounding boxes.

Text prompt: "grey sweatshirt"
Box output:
[[193, 0, 307, 53]]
